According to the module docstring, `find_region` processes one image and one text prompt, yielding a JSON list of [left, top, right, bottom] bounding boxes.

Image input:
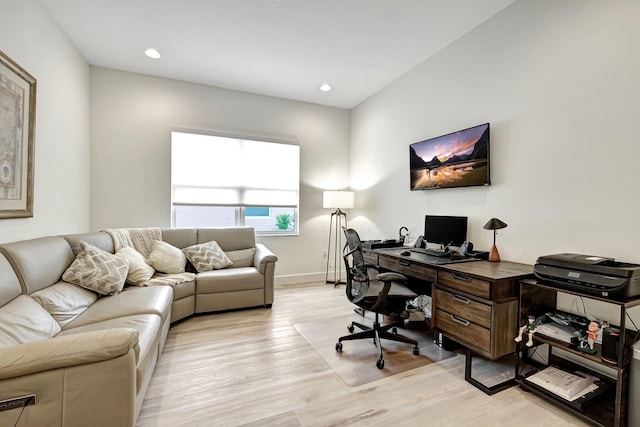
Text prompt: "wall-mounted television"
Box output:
[[410, 123, 490, 190]]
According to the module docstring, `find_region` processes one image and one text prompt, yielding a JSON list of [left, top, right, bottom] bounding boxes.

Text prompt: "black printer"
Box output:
[[534, 253, 640, 298]]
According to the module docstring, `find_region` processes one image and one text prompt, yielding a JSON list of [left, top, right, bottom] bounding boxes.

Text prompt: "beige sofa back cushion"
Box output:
[[0, 236, 75, 294], [0, 253, 22, 305], [197, 227, 255, 251], [62, 232, 115, 256], [0, 295, 61, 348], [161, 228, 197, 249]]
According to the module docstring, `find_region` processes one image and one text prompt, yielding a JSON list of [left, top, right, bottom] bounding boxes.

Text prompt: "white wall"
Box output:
[[350, 0, 640, 267], [90, 67, 350, 281], [0, 0, 90, 243]]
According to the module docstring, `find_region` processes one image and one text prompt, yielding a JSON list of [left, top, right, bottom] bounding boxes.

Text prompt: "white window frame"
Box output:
[[170, 130, 299, 235]]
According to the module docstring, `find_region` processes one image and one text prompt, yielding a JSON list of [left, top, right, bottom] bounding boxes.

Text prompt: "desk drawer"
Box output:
[[438, 271, 490, 299], [435, 308, 490, 353], [434, 288, 491, 329], [379, 256, 437, 282]]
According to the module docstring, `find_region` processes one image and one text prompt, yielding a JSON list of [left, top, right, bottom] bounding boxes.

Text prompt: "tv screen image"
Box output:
[[410, 123, 490, 190]]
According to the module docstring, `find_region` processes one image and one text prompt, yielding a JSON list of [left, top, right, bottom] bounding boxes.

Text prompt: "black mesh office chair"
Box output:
[[335, 228, 420, 369]]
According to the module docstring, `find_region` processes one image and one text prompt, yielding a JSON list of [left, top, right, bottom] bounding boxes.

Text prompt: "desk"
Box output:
[[368, 247, 533, 393]]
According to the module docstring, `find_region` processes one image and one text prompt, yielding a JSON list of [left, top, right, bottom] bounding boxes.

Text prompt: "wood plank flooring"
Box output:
[[136, 282, 589, 427]]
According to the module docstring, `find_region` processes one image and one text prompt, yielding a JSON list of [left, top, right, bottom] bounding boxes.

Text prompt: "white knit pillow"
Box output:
[[183, 240, 233, 272], [115, 246, 156, 285], [147, 240, 186, 274]]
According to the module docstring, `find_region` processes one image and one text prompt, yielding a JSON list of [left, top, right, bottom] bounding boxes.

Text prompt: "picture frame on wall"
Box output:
[[0, 49, 36, 218]]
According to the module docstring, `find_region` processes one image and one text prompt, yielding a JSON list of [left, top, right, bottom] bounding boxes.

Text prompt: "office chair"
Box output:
[[335, 228, 420, 369]]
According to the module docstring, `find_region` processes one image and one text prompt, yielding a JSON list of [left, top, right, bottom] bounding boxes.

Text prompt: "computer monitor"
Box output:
[[424, 215, 468, 247]]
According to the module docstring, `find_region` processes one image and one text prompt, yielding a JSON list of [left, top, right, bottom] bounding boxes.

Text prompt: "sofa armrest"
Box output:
[[254, 243, 278, 274], [0, 328, 139, 380]]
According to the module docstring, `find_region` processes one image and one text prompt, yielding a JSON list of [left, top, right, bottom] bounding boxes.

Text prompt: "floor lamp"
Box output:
[[323, 190, 354, 286]]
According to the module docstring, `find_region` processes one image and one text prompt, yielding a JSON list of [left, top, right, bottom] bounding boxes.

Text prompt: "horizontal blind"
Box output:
[[171, 132, 299, 207]]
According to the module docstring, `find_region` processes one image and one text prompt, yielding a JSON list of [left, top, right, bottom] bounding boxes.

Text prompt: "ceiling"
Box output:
[[40, 0, 516, 109]]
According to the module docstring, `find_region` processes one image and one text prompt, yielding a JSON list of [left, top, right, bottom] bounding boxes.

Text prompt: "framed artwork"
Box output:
[[0, 49, 36, 218]]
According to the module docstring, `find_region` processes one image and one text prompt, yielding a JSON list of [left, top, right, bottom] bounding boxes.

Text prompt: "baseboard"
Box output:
[[275, 272, 326, 285]]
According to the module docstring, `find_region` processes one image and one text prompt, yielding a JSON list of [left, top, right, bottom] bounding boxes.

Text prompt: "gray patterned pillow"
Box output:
[[62, 242, 129, 296], [183, 240, 233, 272]]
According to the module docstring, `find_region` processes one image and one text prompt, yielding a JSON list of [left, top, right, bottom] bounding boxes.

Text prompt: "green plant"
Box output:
[[275, 214, 294, 230]]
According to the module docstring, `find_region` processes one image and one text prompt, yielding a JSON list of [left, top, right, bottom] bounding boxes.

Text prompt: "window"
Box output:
[[171, 131, 299, 234]]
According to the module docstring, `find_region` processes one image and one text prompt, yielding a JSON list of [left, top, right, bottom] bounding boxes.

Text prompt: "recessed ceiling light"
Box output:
[[145, 48, 161, 59], [319, 83, 332, 92]]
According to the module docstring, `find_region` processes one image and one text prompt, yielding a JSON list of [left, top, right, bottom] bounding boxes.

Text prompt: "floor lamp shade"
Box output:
[[323, 191, 354, 209], [324, 191, 354, 285]]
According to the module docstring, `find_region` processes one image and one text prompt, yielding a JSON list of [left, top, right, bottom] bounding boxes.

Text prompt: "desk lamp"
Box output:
[[483, 218, 507, 262], [323, 190, 355, 285]]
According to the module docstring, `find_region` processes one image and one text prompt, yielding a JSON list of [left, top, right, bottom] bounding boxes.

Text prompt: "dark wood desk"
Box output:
[[368, 247, 533, 393]]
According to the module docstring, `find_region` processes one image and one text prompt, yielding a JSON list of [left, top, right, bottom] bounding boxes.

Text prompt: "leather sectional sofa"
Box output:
[[0, 227, 277, 427]]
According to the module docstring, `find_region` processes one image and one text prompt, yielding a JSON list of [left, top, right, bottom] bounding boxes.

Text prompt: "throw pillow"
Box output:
[[183, 240, 233, 272], [0, 295, 61, 349], [147, 240, 186, 274], [62, 242, 129, 296], [115, 246, 156, 285], [30, 282, 98, 328]]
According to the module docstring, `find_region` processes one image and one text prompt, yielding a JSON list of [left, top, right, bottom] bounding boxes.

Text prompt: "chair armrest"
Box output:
[[375, 272, 408, 283], [254, 243, 278, 274], [0, 328, 139, 380], [370, 272, 408, 312]]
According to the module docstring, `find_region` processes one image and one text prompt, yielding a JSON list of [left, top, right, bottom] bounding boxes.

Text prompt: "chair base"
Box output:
[[336, 312, 420, 369]]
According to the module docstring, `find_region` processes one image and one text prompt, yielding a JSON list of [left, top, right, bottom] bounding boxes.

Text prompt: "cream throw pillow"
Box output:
[[183, 240, 233, 272], [62, 242, 129, 296], [115, 246, 156, 285], [0, 295, 61, 349], [30, 282, 98, 328], [147, 240, 186, 274]]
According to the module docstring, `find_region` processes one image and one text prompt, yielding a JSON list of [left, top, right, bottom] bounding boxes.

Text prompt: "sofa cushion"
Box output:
[[64, 285, 173, 329], [115, 247, 155, 285], [225, 248, 256, 268], [62, 232, 114, 256], [30, 281, 98, 328], [62, 242, 129, 296], [58, 313, 161, 392], [197, 227, 255, 251], [196, 267, 263, 294], [172, 280, 196, 301], [0, 295, 61, 348], [183, 240, 233, 272], [0, 253, 22, 306], [147, 240, 186, 274], [0, 236, 75, 294]]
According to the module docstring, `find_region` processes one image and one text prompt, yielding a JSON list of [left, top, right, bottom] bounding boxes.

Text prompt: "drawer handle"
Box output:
[[452, 294, 470, 304], [451, 273, 472, 282], [399, 260, 411, 266], [450, 315, 470, 327]]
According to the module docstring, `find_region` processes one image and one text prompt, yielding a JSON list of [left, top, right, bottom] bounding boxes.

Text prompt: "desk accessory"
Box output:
[[483, 218, 507, 262]]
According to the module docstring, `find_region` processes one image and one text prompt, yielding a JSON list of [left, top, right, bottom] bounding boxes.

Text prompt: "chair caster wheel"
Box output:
[[347, 324, 355, 333], [336, 342, 343, 352], [413, 346, 420, 356], [376, 358, 385, 369], [392, 327, 398, 334]]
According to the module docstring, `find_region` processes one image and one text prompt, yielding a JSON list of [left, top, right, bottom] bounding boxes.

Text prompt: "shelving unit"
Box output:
[[517, 279, 640, 427]]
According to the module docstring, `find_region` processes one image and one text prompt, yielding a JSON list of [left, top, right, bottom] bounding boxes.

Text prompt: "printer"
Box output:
[[534, 253, 640, 298]]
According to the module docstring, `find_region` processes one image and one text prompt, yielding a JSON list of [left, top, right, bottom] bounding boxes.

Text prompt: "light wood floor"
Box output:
[[136, 282, 590, 427]]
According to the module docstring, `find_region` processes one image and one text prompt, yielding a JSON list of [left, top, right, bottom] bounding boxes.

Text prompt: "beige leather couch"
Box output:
[[0, 227, 277, 427]]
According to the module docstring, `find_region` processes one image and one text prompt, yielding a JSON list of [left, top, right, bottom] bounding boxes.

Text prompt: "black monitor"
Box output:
[[424, 215, 468, 247]]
